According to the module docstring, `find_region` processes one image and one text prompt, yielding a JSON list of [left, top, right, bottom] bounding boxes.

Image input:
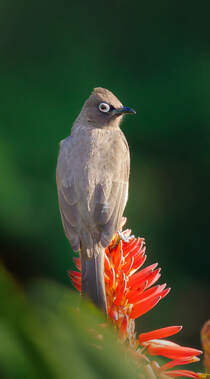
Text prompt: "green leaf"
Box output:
[[0, 267, 140, 379]]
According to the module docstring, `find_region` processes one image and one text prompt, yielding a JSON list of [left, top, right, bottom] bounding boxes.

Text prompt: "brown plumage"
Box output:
[[56, 87, 135, 312]]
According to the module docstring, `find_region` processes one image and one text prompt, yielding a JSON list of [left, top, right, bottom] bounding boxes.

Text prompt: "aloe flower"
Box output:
[[69, 230, 205, 379]]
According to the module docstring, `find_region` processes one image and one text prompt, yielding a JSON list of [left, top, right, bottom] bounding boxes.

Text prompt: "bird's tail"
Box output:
[[81, 246, 107, 313]]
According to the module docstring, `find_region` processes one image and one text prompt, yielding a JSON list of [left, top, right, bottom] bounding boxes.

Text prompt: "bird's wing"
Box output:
[[94, 132, 130, 247], [56, 137, 80, 252], [57, 131, 130, 252]]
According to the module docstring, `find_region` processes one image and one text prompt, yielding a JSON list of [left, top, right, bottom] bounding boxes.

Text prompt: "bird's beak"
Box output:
[[113, 106, 136, 116]]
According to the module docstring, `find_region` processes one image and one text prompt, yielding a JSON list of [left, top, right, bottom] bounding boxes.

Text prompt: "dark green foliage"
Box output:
[[0, 267, 140, 379]]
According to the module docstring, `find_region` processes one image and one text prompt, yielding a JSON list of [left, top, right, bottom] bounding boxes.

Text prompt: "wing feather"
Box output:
[[56, 138, 81, 252], [94, 135, 130, 247], [56, 128, 130, 254]]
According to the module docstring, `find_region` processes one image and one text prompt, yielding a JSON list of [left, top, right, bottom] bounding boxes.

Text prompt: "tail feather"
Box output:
[[81, 247, 107, 313]]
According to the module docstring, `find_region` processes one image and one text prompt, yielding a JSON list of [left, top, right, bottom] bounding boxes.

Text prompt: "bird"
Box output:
[[56, 87, 136, 313]]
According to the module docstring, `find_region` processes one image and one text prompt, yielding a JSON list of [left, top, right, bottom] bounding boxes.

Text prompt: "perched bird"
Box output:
[[56, 87, 136, 313]]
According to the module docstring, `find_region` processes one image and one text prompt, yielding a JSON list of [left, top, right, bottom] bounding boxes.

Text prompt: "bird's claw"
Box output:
[[118, 230, 135, 243]]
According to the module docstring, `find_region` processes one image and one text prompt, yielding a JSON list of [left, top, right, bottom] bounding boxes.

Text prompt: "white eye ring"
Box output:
[[98, 102, 110, 113]]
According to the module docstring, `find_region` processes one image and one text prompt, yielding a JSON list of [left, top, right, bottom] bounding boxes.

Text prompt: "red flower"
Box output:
[[161, 370, 203, 378], [69, 231, 205, 378], [151, 361, 205, 379], [141, 339, 202, 360], [139, 327, 203, 378], [139, 326, 183, 343], [70, 233, 169, 339]]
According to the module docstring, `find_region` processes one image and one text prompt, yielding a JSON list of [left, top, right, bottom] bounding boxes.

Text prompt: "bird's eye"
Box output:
[[98, 102, 110, 113]]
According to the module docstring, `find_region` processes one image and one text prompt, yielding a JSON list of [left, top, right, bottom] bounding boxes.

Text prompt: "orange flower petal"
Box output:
[[160, 287, 171, 299], [122, 256, 135, 275], [109, 266, 116, 289], [122, 238, 142, 256], [114, 275, 127, 306], [73, 257, 81, 271], [161, 356, 200, 371], [133, 284, 166, 305], [119, 316, 128, 337], [73, 282, 81, 292], [145, 340, 202, 359], [124, 240, 145, 261], [104, 253, 111, 271], [69, 270, 81, 279], [128, 263, 159, 288], [112, 241, 123, 271], [131, 253, 147, 273], [139, 326, 182, 343], [130, 296, 161, 319], [145, 269, 161, 289], [126, 282, 147, 303], [165, 370, 201, 378]]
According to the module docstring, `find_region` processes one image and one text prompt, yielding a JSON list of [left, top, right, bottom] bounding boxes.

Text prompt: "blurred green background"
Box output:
[[0, 0, 209, 355]]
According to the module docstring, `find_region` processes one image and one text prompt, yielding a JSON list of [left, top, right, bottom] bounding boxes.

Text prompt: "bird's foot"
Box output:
[[118, 230, 135, 243]]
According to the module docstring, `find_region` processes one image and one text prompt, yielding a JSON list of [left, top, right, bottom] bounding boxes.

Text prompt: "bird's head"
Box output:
[[78, 87, 136, 128]]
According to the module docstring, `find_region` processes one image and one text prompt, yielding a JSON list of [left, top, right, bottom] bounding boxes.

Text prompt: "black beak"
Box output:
[[113, 106, 136, 116]]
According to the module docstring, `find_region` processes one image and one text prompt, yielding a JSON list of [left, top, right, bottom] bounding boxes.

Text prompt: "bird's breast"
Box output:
[[72, 126, 127, 175]]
